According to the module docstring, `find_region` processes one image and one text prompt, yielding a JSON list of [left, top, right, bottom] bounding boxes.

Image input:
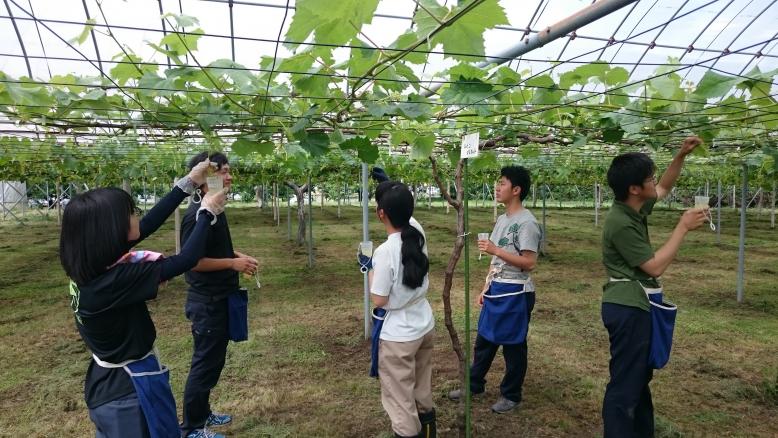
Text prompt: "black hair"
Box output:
[[187, 151, 229, 171], [607, 152, 656, 201], [500, 166, 531, 201], [375, 181, 429, 289], [60, 188, 137, 285]]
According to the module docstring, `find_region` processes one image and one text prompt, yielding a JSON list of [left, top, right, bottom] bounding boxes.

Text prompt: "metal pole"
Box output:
[[736, 165, 747, 303], [462, 158, 472, 438], [287, 196, 291, 241], [174, 179, 181, 254], [541, 184, 547, 254], [732, 185, 736, 210], [770, 181, 776, 229], [361, 163, 370, 339], [1, 181, 5, 220], [493, 182, 498, 223], [421, 0, 638, 96], [594, 182, 599, 227], [56, 183, 62, 225], [307, 175, 314, 268], [716, 179, 722, 244]]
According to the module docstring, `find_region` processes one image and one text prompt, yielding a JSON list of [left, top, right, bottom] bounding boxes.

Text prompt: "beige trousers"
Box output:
[[378, 329, 435, 437]]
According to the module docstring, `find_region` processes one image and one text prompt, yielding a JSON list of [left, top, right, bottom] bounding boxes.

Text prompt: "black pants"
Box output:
[[470, 293, 535, 403], [181, 295, 230, 436], [602, 303, 654, 438]]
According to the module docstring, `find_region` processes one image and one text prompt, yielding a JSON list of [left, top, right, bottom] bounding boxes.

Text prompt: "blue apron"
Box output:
[[478, 281, 532, 345], [609, 278, 677, 369], [94, 350, 180, 438], [369, 307, 386, 378], [227, 288, 249, 342], [645, 287, 677, 369]]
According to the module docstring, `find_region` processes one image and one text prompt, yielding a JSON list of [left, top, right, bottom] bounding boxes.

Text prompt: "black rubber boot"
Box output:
[[418, 409, 437, 438]]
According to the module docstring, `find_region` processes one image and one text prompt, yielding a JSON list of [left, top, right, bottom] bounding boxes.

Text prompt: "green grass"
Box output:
[[0, 204, 776, 437]]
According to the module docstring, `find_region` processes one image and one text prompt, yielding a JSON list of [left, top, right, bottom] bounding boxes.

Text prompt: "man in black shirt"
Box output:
[[180, 152, 258, 438]]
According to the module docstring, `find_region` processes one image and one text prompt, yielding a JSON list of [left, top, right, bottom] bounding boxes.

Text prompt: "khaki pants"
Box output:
[[379, 329, 435, 437]]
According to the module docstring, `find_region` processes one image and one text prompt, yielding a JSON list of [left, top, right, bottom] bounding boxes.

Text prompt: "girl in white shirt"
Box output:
[[370, 181, 436, 438]]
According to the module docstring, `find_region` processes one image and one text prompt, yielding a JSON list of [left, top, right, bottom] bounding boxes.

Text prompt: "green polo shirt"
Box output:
[[601, 198, 660, 311]]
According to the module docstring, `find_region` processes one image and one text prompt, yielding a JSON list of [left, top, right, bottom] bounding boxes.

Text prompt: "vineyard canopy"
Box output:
[[0, 0, 776, 180]]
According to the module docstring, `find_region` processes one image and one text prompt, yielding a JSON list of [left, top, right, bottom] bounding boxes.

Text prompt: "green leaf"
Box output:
[[559, 61, 609, 89], [604, 67, 629, 86], [339, 136, 370, 151], [388, 32, 428, 64], [694, 70, 742, 99], [423, 0, 509, 62], [231, 138, 275, 156], [602, 128, 624, 143], [526, 74, 563, 105], [347, 39, 379, 78], [520, 145, 540, 159], [162, 13, 200, 28], [390, 130, 416, 147], [648, 74, 680, 100], [358, 142, 379, 163], [411, 134, 435, 160], [470, 151, 497, 172], [440, 76, 493, 105], [489, 66, 520, 85], [111, 54, 158, 85], [298, 131, 331, 156], [159, 29, 204, 57], [285, 0, 379, 46], [572, 134, 588, 147], [69, 18, 96, 45]]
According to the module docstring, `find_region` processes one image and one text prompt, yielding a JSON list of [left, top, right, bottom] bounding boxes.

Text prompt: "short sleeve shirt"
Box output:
[[490, 208, 541, 291], [601, 198, 660, 311], [371, 218, 435, 342]]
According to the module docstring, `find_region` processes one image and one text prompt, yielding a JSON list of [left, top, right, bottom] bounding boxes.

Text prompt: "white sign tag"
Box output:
[[461, 132, 480, 158]]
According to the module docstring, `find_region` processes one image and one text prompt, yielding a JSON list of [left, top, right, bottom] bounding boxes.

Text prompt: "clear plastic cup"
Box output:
[[477, 233, 490, 260], [360, 241, 373, 257], [206, 175, 223, 192], [694, 196, 716, 231]]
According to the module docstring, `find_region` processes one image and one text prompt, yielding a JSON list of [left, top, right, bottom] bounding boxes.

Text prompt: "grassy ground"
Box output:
[[0, 203, 776, 437]]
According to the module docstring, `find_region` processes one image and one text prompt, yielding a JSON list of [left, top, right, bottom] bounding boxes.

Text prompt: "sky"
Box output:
[[0, 0, 776, 93]]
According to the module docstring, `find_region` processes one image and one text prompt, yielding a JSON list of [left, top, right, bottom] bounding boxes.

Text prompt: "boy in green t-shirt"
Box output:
[[601, 136, 707, 437]]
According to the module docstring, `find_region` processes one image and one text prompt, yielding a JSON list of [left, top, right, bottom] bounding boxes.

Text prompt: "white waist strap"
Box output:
[[608, 277, 662, 295], [92, 347, 157, 369]]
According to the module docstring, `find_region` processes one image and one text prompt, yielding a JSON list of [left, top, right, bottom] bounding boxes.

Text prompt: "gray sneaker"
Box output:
[[447, 389, 482, 401], [491, 396, 519, 414]]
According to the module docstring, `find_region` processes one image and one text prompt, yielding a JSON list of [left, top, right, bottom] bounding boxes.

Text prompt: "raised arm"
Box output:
[[656, 136, 702, 200]]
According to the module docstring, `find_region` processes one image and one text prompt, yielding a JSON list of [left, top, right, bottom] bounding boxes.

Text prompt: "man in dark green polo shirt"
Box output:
[[601, 136, 707, 437]]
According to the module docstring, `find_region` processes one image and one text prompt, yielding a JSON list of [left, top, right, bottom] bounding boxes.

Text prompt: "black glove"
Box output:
[[371, 167, 390, 183]]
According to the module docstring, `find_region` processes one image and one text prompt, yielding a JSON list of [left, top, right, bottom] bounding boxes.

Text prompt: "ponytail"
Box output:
[[376, 180, 430, 289], [400, 224, 429, 289]]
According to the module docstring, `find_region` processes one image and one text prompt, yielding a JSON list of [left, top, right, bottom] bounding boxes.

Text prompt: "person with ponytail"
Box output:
[[369, 181, 436, 438], [60, 160, 226, 438]]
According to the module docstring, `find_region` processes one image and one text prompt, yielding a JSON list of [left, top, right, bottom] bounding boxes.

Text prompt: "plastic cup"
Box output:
[[694, 195, 709, 209], [206, 175, 223, 192], [360, 241, 373, 257], [477, 233, 490, 260]]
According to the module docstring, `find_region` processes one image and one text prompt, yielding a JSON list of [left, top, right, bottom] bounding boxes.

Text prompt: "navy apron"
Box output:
[[478, 281, 532, 345], [609, 278, 677, 369], [93, 349, 180, 438], [227, 288, 249, 342], [645, 287, 677, 369], [369, 307, 387, 378]]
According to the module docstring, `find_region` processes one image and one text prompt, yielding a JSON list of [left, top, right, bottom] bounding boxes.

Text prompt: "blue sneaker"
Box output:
[[206, 412, 233, 427], [185, 428, 224, 438]]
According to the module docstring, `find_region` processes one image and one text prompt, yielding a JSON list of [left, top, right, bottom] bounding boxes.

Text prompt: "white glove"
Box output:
[[188, 159, 212, 187], [201, 187, 227, 216]]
